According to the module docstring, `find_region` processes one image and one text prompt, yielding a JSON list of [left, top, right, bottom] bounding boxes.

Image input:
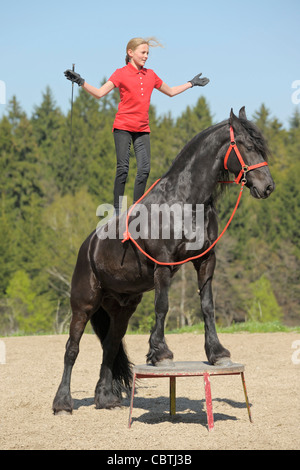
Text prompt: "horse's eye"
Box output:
[[247, 146, 254, 151]]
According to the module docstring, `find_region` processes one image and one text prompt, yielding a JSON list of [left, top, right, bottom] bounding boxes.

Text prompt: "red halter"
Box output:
[[224, 126, 268, 184]]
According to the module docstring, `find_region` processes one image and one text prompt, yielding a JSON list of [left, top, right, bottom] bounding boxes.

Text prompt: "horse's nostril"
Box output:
[[265, 184, 274, 196]]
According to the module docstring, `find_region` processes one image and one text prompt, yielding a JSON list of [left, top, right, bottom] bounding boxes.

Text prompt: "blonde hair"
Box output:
[[125, 37, 163, 64]]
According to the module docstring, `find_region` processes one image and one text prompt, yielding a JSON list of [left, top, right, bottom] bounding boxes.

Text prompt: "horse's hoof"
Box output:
[[156, 359, 175, 368], [95, 399, 121, 410], [214, 358, 233, 367], [53, 410, 72, 416]]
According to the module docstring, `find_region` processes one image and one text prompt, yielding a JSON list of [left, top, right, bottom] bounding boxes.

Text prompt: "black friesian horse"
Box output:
[[53, 107, 274, 414]]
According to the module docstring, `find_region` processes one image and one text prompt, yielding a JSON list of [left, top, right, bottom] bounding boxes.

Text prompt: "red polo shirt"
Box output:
[[109, 63, 163, 133]]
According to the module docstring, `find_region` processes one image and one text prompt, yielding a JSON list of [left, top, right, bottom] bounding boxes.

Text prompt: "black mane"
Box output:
[[163, 120, 229, 178], [163, 115, 269, 185], [239, 118, 270, 162]]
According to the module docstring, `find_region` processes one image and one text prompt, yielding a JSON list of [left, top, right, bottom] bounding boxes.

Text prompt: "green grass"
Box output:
[[165, 320, 300, 335], [1, 320, 299, 338]]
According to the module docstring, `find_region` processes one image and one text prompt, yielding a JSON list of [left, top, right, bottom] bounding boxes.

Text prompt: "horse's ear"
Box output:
[[239, 106, 247, 120], [229, 108, 238, 125]]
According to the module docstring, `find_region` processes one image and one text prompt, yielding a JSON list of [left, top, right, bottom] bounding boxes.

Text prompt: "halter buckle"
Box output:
[[241, 166, 249, 184]]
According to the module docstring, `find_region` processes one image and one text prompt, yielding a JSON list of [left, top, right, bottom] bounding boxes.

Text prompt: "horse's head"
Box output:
[[226, 107, 275, 199]]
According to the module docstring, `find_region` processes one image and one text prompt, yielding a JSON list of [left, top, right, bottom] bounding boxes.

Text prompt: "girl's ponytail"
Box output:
[[125, 37, 163, 64]]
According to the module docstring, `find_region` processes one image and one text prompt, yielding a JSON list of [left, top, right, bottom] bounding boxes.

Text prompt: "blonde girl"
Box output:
[[65, 37, 209, 214]]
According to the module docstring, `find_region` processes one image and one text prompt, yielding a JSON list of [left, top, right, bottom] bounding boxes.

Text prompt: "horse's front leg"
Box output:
[[193, 253, 231, 365], [147, 266, 174, 365]]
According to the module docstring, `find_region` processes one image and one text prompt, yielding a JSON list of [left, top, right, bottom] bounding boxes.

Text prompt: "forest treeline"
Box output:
[[0, 84, 299, 335]]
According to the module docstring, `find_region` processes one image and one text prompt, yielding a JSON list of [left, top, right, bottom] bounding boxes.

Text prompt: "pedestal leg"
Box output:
[[241, 371, 252, 423], [203, 373, 214, 431], [169, 376, 176, 415]]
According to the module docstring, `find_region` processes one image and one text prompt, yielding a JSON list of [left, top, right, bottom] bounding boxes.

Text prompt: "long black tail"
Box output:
[[90, 306, 133, 398]]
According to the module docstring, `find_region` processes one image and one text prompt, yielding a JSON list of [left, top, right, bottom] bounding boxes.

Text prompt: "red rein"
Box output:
[[122, 126, 268, 266]]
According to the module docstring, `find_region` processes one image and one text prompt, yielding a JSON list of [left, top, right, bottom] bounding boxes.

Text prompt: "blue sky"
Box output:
[[1, 0, 299, 128]]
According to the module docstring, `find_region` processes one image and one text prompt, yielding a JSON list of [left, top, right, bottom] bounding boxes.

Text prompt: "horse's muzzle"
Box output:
[[250, 181, 275, 199]]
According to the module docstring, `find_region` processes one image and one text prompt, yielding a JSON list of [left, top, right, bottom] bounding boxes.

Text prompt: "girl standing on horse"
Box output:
[[64, 37, 209, 215]]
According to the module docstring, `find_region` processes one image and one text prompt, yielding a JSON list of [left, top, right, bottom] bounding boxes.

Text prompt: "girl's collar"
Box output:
[[127, 62, 146, 74]]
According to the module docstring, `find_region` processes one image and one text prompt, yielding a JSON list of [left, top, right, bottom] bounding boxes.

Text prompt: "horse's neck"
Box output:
[[164, 123, 229, 204]]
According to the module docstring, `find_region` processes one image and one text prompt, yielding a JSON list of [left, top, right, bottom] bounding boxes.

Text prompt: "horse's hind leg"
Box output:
[[53, 239, 101, 414], [52, 308, 91, 414], [147, 266, 174, 365], [93, 297, 141, 409], [193, 253, 231, 365]]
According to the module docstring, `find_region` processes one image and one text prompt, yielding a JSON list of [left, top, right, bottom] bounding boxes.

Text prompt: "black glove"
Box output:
[[64, 69, 85, 86], [189, 73, 210, 87]]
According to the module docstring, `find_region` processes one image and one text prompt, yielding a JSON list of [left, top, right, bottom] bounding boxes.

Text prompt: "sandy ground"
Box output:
[[0, 332, 299, 451]]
